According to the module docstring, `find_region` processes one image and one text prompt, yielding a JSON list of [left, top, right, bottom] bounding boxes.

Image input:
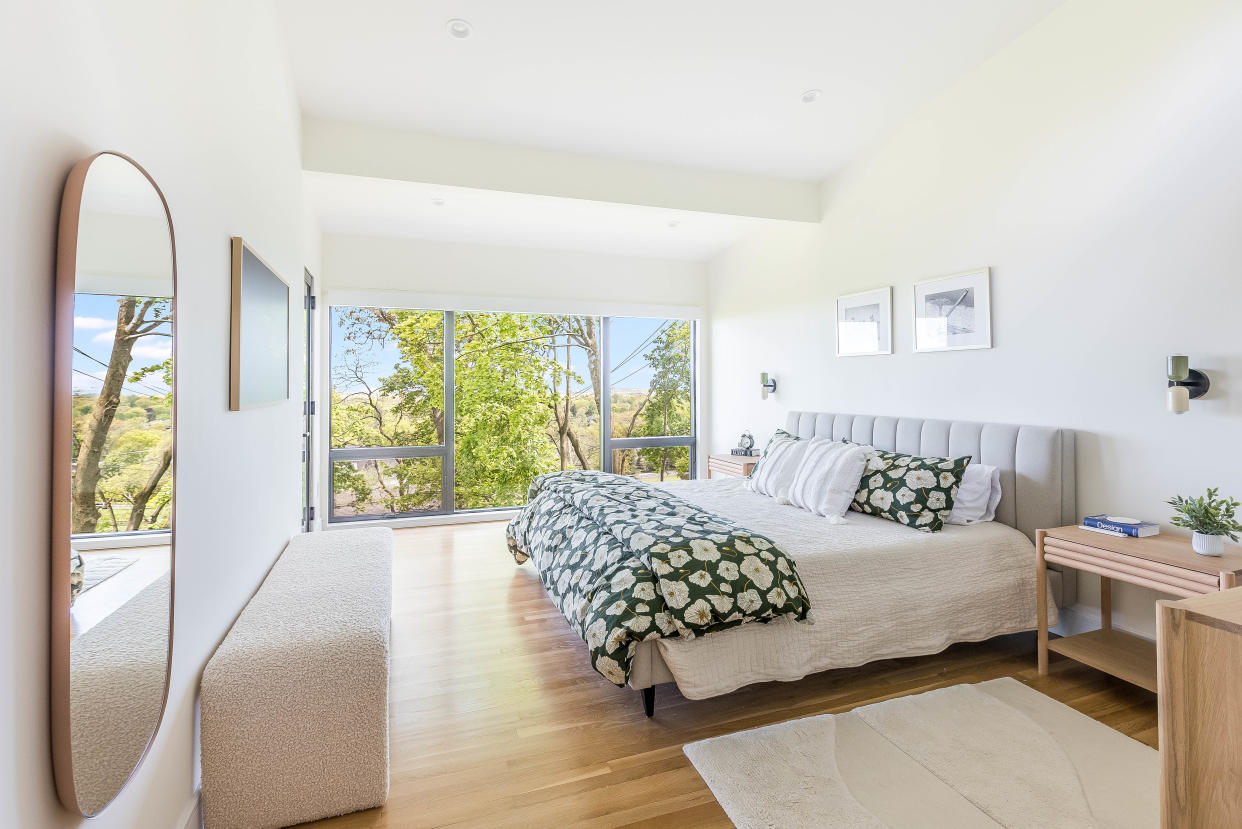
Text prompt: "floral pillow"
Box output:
[[848, 445, 971, 532]]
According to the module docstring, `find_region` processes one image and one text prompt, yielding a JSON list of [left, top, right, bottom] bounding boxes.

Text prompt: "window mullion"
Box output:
[[443, 310, 455, 514], [600, 316, 612, 473]]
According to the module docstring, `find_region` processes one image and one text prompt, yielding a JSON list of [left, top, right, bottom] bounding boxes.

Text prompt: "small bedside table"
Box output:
[[706, 453, 758, 479], [1036, 525, 1242, 692]]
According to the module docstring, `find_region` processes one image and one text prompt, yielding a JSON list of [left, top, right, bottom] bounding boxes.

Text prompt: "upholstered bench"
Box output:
[[200, 527, 392, 829]]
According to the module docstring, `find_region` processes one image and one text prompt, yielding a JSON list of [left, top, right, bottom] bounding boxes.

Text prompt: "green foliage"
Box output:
[[1168, 488, 1242, 541], [453, 312, 566, 509], [72, 392, 172, 532]]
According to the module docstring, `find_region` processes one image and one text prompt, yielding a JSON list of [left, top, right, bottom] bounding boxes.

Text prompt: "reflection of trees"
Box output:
[[71, 297, 172, 534], [331, 310, 693, 513]]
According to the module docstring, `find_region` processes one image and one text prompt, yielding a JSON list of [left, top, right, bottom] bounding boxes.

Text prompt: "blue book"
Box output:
[[1083, 514, 1160, 538]]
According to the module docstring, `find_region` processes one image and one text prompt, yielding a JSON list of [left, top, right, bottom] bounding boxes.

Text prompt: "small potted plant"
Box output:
[[1168, 487, 1242, 556]]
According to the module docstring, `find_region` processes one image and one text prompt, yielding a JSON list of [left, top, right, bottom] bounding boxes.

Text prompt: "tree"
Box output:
[[71, 296, 171, 534]]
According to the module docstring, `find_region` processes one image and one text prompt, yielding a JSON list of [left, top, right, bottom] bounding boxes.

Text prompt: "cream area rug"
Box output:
[[684, 678, 1158, 828], [70, 573, 170, 815]]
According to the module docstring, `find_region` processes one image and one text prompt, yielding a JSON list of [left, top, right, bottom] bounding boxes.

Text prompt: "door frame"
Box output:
[[302, 270, 316, 531]]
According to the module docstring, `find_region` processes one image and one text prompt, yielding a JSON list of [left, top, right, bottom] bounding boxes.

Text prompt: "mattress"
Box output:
[[650, 478, 1055, 699]]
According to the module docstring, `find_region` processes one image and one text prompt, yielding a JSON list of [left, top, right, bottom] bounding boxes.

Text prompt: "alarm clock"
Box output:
[[733, 430, 756, 456]]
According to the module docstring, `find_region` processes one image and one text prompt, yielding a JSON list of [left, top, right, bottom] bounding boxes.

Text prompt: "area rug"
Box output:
[[80, 555, 138, 593], [70, 573, 170, 815], [684, 678, 1158, 828]]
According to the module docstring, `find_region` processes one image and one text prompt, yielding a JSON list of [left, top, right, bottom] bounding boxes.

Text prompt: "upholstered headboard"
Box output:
[[785, 411, 1076, 544]]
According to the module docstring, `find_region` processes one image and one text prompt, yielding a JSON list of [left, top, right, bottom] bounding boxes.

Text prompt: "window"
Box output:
[[328, 307, 695, 522], [71, 292, 173, 536]]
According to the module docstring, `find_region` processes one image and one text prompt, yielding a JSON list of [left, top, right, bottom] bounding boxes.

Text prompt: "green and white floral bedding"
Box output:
[[506, 470, 812, 686]]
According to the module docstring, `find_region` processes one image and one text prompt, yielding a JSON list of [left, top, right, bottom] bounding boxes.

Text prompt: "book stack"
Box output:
[[1080, 514, 1160, 538], [730, 448, 759, 456]]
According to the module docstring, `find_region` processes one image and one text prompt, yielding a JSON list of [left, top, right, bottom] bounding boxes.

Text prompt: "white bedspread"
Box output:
[[654, 478, 1053, 699]]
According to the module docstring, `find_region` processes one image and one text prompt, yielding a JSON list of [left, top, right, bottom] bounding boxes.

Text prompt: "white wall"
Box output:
[[708, 0, 1242, 637], [322, 233, 707, 311], [1, 2, 307, 827]]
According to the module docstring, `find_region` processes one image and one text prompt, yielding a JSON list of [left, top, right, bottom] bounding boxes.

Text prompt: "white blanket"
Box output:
[[656, 478, 1053, 699]]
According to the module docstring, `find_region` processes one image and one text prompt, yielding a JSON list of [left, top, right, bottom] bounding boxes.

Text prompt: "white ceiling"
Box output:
[[277, 0, 1062, 180], [305, 171, 779, 260]]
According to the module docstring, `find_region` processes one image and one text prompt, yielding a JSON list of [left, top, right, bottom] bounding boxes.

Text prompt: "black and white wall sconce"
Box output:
[[1167, 355, 1210, 414], [760, 372, 777, 400]]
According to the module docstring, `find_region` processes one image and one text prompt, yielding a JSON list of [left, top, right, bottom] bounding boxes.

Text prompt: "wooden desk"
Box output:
[[706, 453, 758, 479], [1158, 589, 1242, 828], [1036, 525, 1242, 692]]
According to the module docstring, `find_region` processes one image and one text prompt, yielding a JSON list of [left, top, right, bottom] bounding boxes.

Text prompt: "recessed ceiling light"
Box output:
[[800, 89, 822, 104], [446, 18, 472, 38], [431, 197, 446, 207]]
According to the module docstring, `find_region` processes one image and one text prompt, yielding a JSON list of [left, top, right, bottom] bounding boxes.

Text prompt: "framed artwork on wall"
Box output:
[[229, 237, 290, 410], [835, 286, 892, 356], [913, 267, 992, 352]]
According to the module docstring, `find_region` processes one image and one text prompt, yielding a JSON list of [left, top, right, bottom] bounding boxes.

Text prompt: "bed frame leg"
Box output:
[[642, 686, 655, 718]]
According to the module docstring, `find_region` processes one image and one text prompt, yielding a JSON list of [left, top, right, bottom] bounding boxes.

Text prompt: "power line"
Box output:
[[72, 345, 167, 395], [609, 320, 670, 375], [72, 368, 168, 398], [610, 362, 650, 390]]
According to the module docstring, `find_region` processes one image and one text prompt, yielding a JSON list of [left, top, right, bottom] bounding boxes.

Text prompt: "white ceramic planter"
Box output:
[[1192, 531, 1225, 557]]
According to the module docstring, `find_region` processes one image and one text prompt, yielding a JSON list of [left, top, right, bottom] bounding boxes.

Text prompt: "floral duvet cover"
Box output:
[[506, 470, 812, 686]]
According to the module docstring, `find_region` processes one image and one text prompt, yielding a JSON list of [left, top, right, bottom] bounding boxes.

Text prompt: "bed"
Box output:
[[514, 410, 1076, 713]]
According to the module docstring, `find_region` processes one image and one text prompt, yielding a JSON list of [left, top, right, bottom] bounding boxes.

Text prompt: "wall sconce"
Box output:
[[1167, 355, 1210, 414], [760, 372, 777, 400]]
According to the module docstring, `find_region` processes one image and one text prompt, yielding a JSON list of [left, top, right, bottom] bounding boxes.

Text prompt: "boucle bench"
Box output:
[[201, 527, 392, 829]]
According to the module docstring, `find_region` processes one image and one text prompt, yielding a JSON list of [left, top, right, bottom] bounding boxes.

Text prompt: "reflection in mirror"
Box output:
[[55, 152, 175, 816]]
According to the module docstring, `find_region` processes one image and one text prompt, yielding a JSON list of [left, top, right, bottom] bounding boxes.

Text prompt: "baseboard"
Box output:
[[324, 509, 518, 530], [1053, 603, 1154, 641], [177, 790, 202, 829]]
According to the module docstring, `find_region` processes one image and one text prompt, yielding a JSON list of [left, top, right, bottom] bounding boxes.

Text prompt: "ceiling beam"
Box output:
[[302, 117, 821, 223]]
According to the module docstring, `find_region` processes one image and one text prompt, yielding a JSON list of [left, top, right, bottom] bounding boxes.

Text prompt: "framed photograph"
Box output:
[[229, 237, 290, 410], [835, 286, 892, 356], [913, 267, 991, 352]]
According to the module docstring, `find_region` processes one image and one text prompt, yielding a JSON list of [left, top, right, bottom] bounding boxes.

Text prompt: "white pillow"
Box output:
[[947, 463, 1002, 525], [744, 435, 808, 503], [787, 437, 868, 520]]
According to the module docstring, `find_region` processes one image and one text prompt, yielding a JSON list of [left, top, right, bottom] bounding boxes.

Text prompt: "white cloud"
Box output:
[[132, 343, 172, 361], [92, 329, 116, 344], [74, 316, 114, 330]]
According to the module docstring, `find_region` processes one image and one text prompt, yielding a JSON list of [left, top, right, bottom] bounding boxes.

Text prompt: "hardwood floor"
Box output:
[[306, 520, 1157, 829]]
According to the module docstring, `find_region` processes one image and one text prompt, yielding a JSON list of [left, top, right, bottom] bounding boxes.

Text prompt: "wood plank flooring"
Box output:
[[305, 521, 1158, 829]]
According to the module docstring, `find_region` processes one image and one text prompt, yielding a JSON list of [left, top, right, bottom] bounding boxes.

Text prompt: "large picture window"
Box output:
[[328, 307, 695, 521]]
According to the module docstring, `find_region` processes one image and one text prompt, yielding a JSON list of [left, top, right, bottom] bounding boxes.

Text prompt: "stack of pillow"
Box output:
[[743, 429, 1002, 533]]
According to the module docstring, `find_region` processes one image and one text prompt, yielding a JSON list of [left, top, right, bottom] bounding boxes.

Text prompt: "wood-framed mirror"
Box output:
[[52, 152, 176, 816]]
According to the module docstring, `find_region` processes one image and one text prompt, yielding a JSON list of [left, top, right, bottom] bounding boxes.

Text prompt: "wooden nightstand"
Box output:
[[706, 453, 758, 479], [1036, 525, 1242, 692], [1158, 588, 1242, 827]]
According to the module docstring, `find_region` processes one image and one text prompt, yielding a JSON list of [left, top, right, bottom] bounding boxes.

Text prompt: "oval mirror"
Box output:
[[52, 152, 176, 816]]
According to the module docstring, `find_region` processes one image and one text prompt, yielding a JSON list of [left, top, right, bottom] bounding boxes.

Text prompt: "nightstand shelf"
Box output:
[[1036, 525, 1242, 690], [1046, 628, 1157, 692]]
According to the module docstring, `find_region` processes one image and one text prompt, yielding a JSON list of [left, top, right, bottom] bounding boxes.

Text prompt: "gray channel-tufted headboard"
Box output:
[[785, 411, 1077, 545]]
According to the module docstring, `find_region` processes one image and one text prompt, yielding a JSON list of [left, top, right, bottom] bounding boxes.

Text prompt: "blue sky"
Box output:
[[330, 310, 678, 398], [72, 293, 172, 396]]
